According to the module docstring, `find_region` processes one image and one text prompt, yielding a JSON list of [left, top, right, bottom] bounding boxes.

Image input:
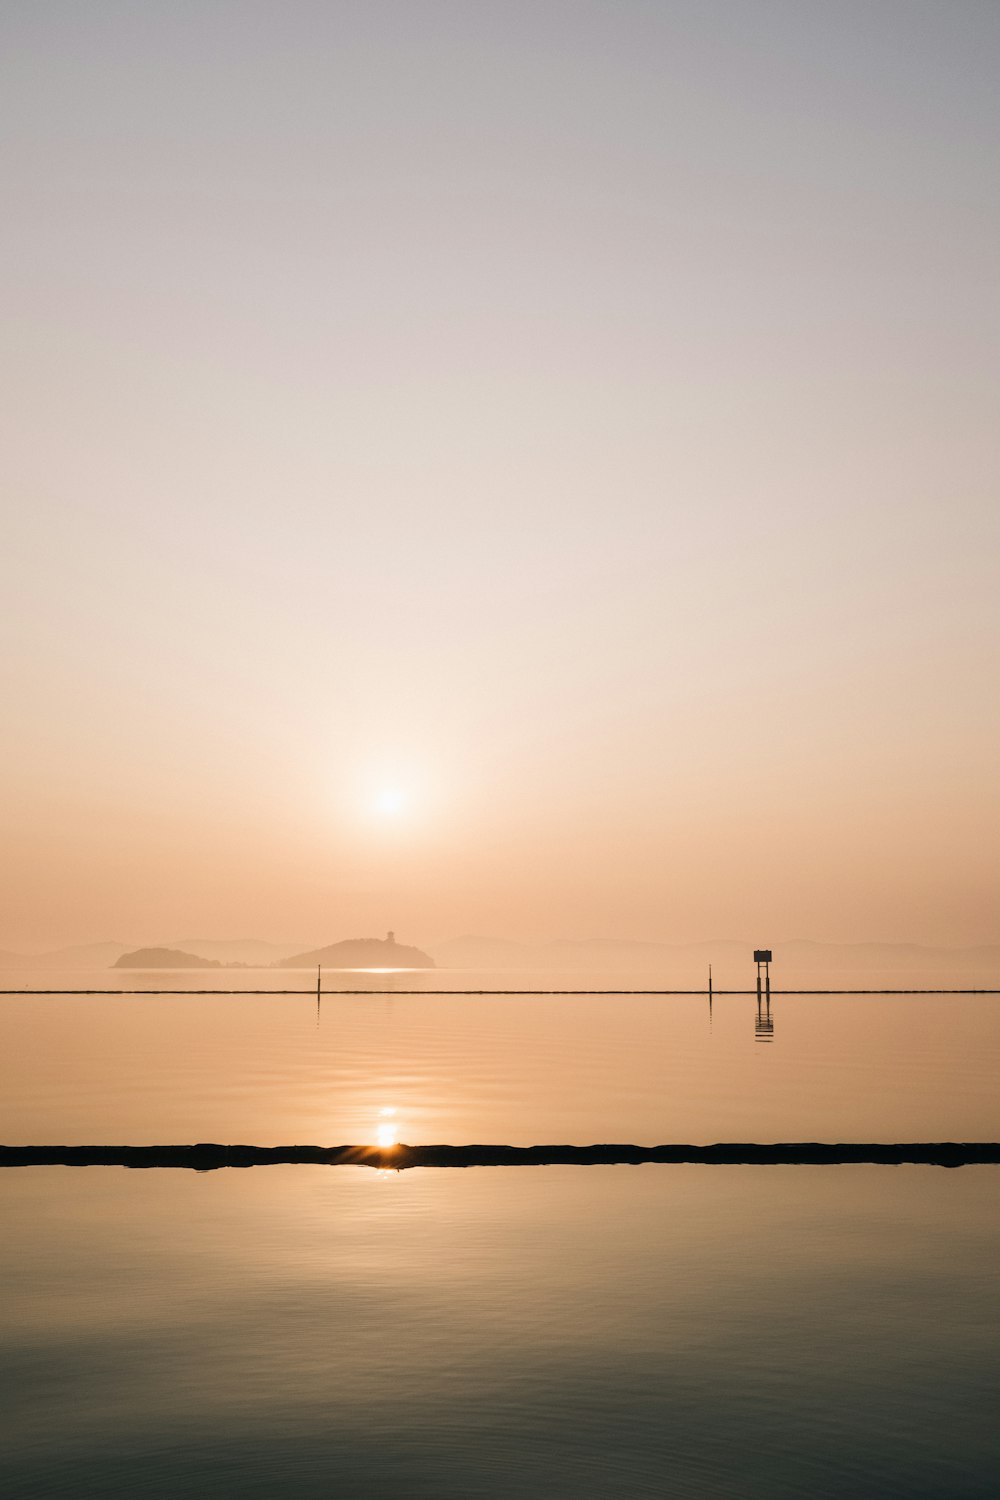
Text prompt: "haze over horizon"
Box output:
[[6, 919, 1000, 964], [3, 1, 998, 952]]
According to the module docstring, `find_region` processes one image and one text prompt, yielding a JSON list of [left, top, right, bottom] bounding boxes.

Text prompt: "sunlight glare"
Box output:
[[376, 1107, 398, 1149]]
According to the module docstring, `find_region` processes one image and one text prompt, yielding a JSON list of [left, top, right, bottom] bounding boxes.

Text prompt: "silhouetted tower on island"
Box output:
[[386, 931, 395, 945]]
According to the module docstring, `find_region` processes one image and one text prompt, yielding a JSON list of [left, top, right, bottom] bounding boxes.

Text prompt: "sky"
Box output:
[[1, 0, 998, 950]]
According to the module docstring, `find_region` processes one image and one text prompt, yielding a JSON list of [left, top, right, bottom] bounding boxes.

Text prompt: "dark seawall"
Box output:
[[2, 1143, 998, 1170]]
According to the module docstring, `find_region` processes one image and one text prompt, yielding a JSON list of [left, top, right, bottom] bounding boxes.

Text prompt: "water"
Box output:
[[2, 971, 999, 1496], [2, 970, 999, 1144]]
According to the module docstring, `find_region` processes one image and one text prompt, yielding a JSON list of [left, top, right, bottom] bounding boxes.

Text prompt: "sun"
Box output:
[[374, 787, 404, 816], [376, 1107, 398, 1148]]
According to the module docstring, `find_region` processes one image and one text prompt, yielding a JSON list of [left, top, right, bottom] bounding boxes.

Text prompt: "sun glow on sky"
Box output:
[[374, 788, 405, 817], [346, 761, 428, 828], [2, 3, 999, 950], [376, 1107, 399, 1149]]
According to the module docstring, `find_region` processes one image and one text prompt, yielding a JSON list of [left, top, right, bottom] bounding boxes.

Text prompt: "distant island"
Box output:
[[279, 932, 435, 969], [113, 947, 222, 969], [107, 933, 434, 971]]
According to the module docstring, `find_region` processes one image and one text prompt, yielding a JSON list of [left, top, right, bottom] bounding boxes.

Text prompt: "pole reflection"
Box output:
[[755, 994, 774, 1043]]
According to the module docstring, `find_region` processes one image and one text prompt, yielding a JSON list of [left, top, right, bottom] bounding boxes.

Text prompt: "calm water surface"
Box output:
[[2, 971, 999, 1496], [2, 968, 1000, 1144]]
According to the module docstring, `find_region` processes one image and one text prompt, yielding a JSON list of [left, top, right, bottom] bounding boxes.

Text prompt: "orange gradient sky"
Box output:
[[2, 1, 998, 950]]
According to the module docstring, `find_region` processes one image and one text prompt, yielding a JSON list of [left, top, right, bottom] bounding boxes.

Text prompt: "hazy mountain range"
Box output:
[[0, 935, 998, 981], [429, 936, 1000, 981]]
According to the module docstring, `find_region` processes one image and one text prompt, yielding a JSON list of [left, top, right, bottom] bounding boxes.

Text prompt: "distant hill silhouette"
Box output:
[[428, 935, 748, 972], [279, 933, 434, 969], [426, 935, 1000, 985], [114, 947, 222, 969], [169, 937, 295, 966], [0, 941, 130, 970]]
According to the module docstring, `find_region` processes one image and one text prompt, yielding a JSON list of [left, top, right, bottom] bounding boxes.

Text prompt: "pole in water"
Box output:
[[753, 949, 772, 1001], [316, 964, 321, 1022]]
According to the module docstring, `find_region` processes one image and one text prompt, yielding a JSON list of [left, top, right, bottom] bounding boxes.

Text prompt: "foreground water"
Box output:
[[2, 972, 999, 1496]]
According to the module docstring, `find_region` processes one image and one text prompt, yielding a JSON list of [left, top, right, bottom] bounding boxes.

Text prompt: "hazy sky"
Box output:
[[2, 1, 998, 949]]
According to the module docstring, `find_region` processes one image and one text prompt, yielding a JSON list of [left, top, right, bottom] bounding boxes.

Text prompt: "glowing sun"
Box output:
[[374, 788, 405, 816], [376, 1107, 399, 1148]]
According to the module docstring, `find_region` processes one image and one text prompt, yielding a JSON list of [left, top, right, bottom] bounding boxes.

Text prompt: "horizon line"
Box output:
[[5, 986, 1000, 997]]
